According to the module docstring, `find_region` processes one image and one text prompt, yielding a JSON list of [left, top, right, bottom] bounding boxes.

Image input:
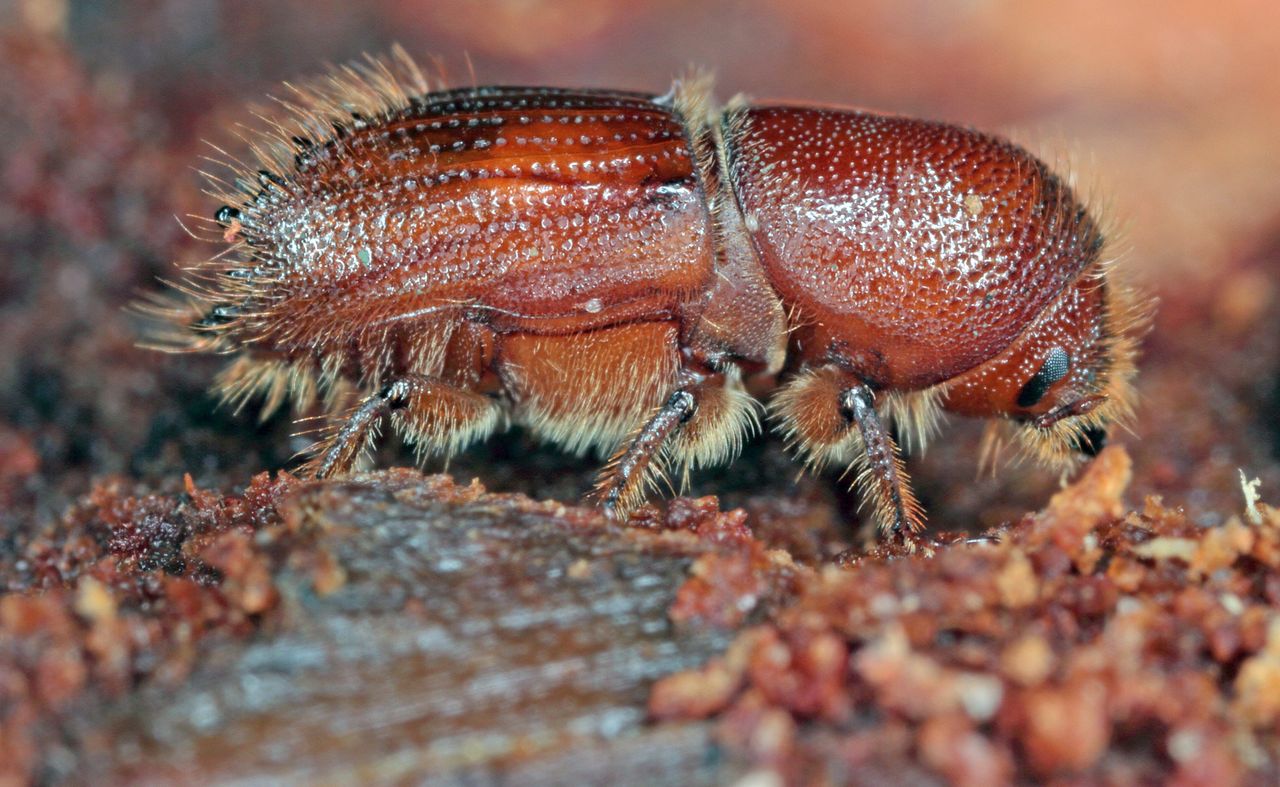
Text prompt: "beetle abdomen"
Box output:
[[725, 105, 1102, 389], [225, 85, 715, 376]]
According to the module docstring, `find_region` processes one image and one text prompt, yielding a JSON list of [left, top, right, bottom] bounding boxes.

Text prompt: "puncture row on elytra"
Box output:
[[143, 46, 1151, 551]]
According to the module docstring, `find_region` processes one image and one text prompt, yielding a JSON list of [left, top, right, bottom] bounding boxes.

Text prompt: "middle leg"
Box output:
[[495, 320, 759, 518], [590, 369, 760, 519]]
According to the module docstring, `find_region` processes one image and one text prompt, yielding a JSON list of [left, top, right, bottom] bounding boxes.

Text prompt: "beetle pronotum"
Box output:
[[147, 49, 1150, 550]]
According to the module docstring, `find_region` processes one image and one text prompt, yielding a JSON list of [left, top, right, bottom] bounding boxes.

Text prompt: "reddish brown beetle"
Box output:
[[150, 50, 1149, 548]]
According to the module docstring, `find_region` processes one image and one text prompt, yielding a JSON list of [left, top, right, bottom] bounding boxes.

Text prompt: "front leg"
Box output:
[[770, 365, 927, 551], [839, 383, 926, 540]]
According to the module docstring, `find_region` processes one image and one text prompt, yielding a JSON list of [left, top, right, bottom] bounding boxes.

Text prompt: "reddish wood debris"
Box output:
[[651, 448, 1280, 783]]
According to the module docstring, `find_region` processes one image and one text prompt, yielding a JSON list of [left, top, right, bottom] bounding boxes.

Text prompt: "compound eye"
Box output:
[[1017, 346, 1070, 408]]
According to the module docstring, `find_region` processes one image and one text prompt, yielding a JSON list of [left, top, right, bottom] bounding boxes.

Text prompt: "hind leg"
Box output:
[[305, 375, 501, 479]]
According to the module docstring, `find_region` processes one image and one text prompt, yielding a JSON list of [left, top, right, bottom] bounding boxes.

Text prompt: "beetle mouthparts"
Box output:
[[1032, 394, 1107, 429]]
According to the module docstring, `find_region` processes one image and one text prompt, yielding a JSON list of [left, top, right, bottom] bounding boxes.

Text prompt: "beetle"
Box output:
[[149, 49, 1149, 550]]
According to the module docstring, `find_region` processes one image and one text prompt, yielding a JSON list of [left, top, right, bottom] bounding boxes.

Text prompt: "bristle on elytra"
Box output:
[[216, 45, 433, 208], [132, 46, 460, 441], [191, 43, 441, 263]]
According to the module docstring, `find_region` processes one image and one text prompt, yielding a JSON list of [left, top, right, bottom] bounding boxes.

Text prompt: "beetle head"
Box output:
[[942, 264, 1150, 466]]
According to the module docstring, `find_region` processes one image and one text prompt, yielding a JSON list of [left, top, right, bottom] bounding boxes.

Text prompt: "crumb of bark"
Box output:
[[0, 471, 297, 780], [0, 472, 762, 783], [652, 446, 1280, 782]]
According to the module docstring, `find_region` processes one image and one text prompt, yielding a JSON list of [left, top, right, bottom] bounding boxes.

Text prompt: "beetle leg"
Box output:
[[838, 383, 927, 546], [306, 383, 400, 479], [664, 372, 760, 491], [771, 367, 927, 550], [304, 375, 500, 479], [591, 388, 699, 518]]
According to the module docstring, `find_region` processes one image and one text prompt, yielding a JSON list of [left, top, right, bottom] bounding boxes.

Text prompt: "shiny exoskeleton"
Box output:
[[153, 51, 1148, 549]]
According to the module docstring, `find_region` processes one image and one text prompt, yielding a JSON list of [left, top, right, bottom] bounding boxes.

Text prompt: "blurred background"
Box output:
[[2, 0, 1278, 535]]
